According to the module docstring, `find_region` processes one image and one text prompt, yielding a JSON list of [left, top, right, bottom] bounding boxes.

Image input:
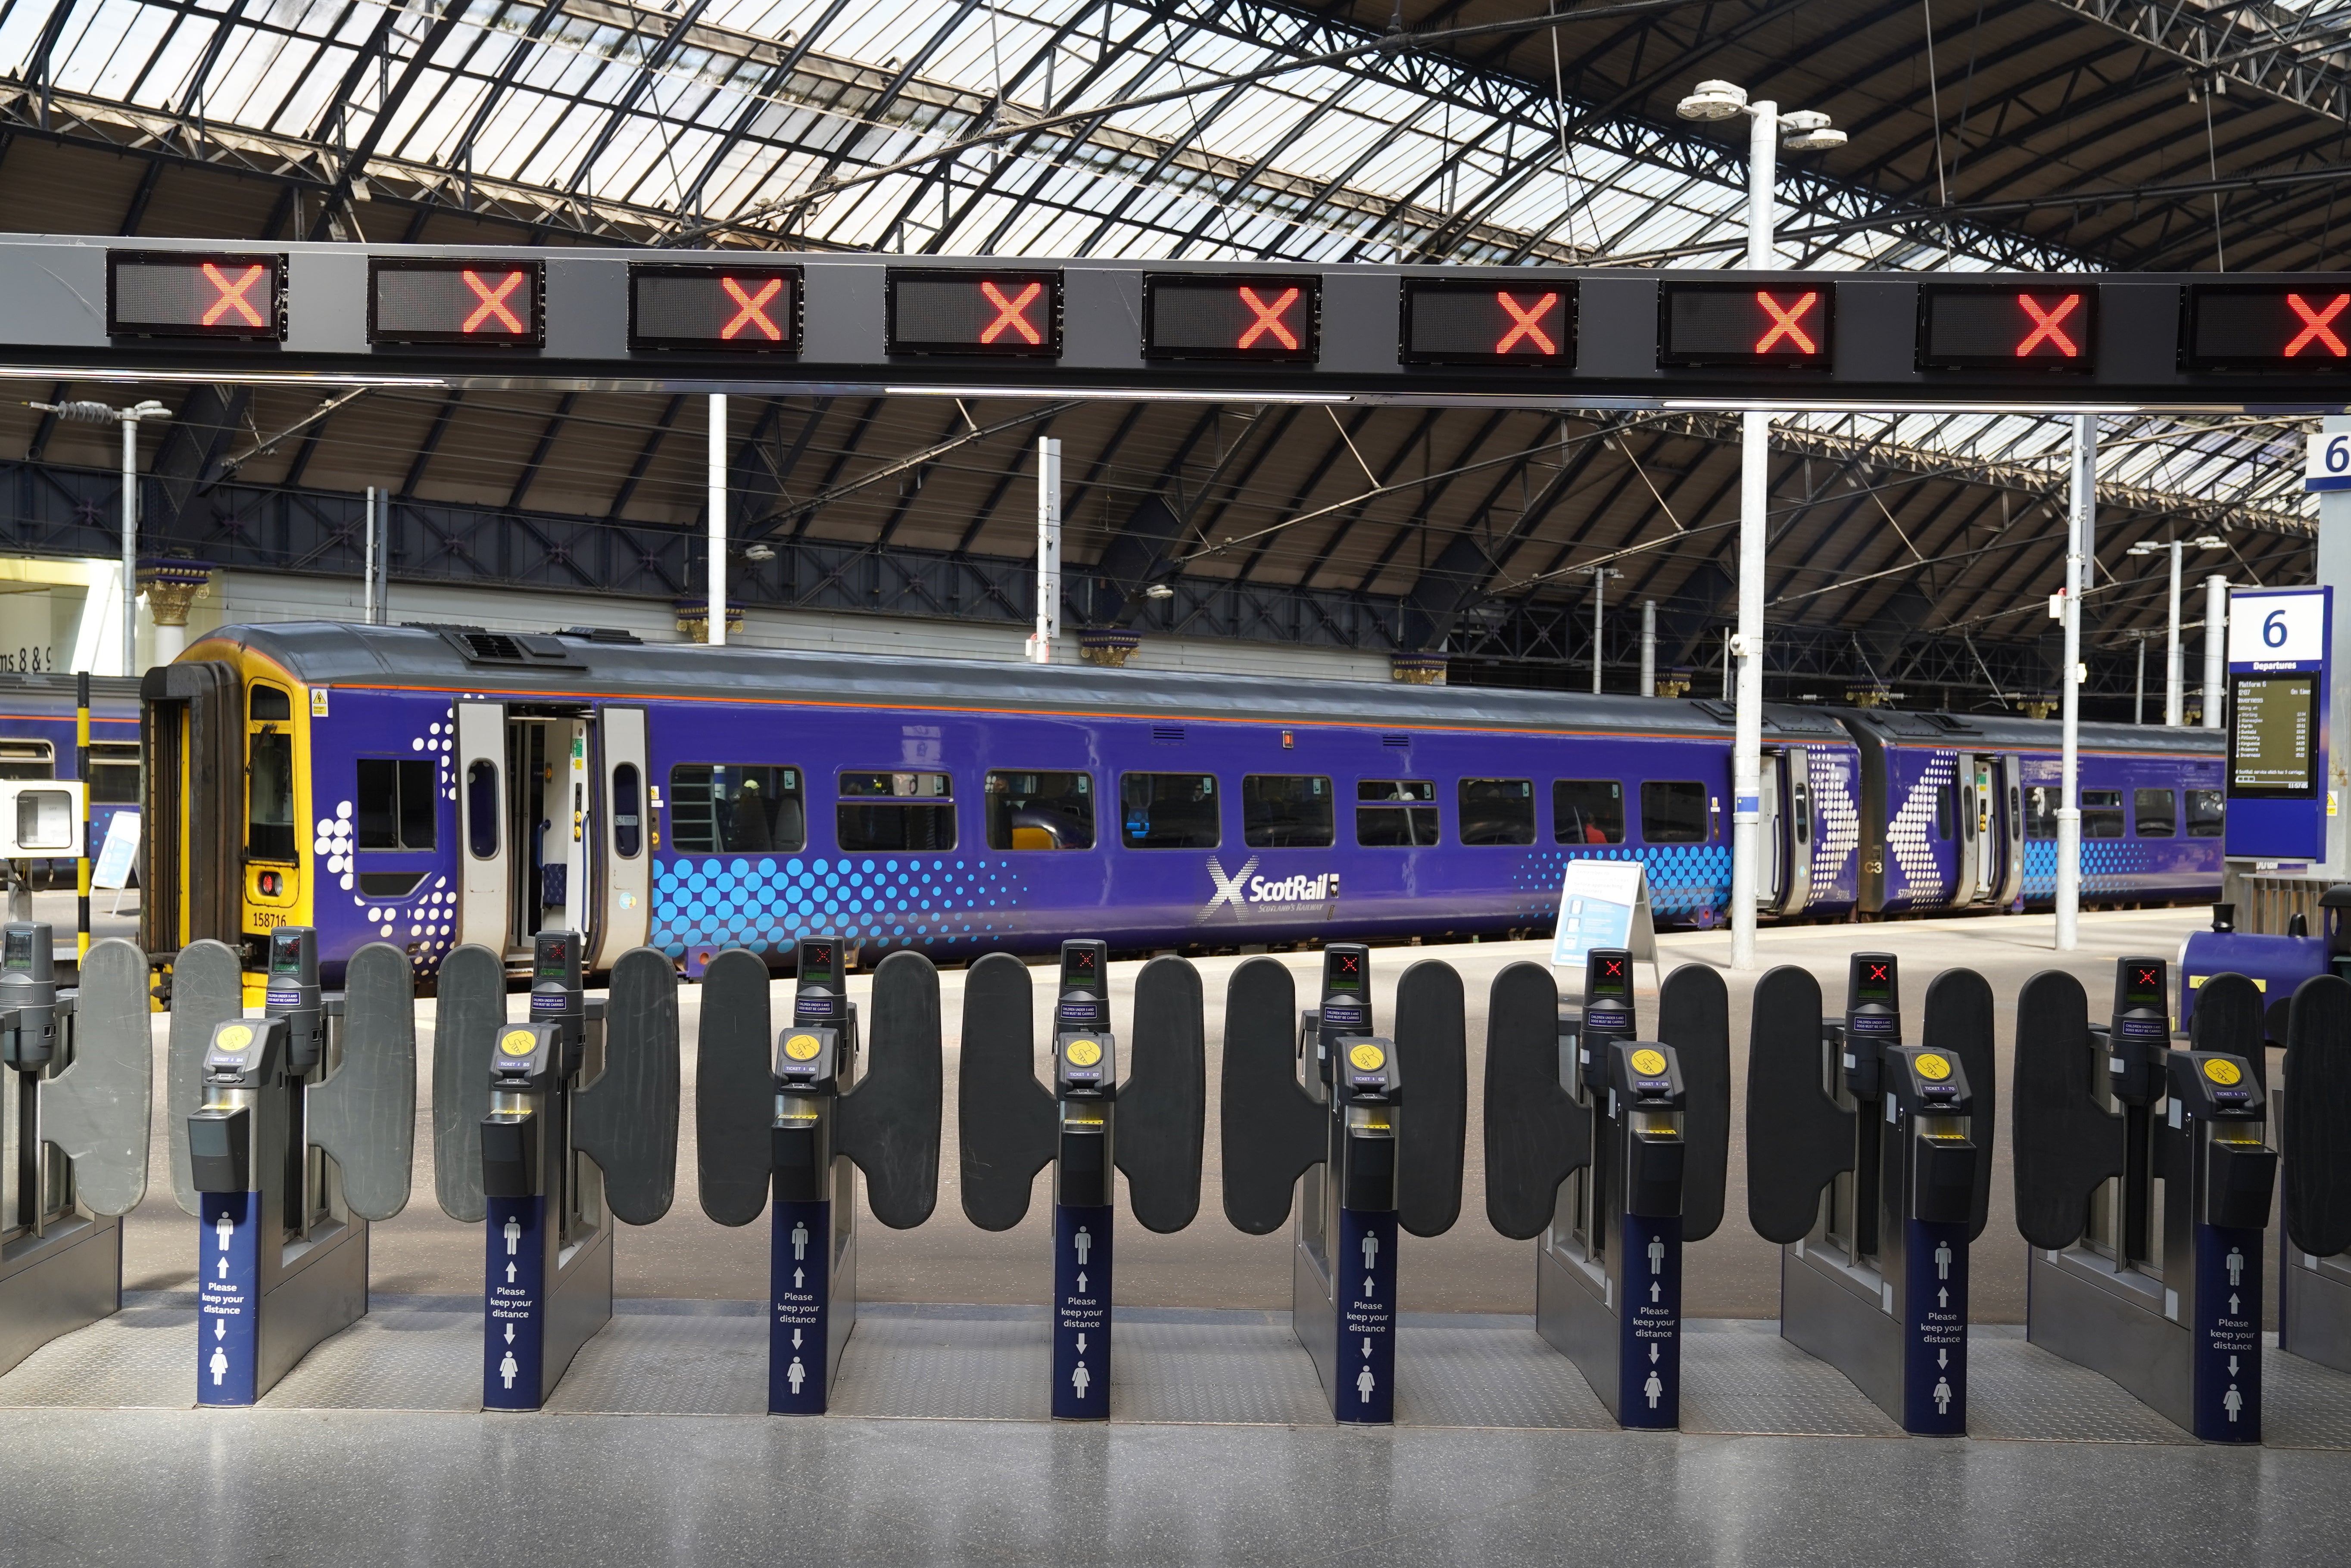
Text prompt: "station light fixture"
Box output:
[[1675, 81, 1846, 150], [1674, 81, 1748, 121]]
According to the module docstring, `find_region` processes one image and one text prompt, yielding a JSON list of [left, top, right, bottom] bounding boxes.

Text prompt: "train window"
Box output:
[[246, 684, 296, 864], [355, 759, 438, 851], [249, 685, 291, 722], [89, 741, 140, 803], [838, 771, 954, 852], [613, 764, 643, 858], [1121, 773, 1219, 849], [0, 740, 52, 781], [1244, 775, 1335, 848], [467, 761, 500, 859], [1640, 781, 1709, 844], [2133, 788, 2176, 838], [2024, 786, 2059, 840], [1935, 784, 1956, 841], [2187, 789, 2225, 837], [987, 771, 1095, 850], [1356, 780, 1438, 847], [1554, 780, 1625, 845], [1458, 778, 1535, 846], [670, 765, 808, 855], [2081, 789, 2126, 839]]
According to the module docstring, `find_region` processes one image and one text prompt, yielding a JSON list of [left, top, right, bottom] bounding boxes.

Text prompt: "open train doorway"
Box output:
[[456, 702, 592, 966]]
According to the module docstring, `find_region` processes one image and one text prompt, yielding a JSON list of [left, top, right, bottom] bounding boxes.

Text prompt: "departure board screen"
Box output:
[[1918, 286, 2093, 368], [1401, 283, 1574, 364], [369, 260, 544, 345], [2183, 285, 2351, 369], [2229, 673, 2317, 794], [1144, 277, 1318, 361], [107, 252, 282, 340], [1657, 284, 1830, 366], [887, 271, 1061, 355], [629, 266, 798, 351]]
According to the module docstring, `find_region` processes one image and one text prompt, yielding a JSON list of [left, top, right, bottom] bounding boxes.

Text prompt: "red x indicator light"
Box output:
[[1146, 275, 1319, 361], [630, 266, 799, 352], [1237, 287, 1300, 350], [2286, 293, 2348, 357], [722, 277, 784, 341], [2183, 284, 2351, 369], [370, 259, 543, 345], [1659, 283, 1831, 367], [1919, 284, 2095, 370], [2014, 292, 2081, 357], [1402, 282, 1575, 364], [462, 270, 526, 334], [888, 271, 1060, 355], [107, 252, 283, 340]]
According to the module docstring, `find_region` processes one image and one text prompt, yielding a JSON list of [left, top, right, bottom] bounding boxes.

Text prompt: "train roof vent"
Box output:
[[1690, 700, 1736, 725], [558, 626, 643, 644], [1151, 725, 1185, 744], [1381, 734, 1410, 747], [1921, 714, 1980, 735], [436, 628, 584, 669]]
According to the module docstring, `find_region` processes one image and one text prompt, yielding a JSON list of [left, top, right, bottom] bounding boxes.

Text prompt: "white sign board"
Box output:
[[2227, 588, 2328, 664], [1550, 858, 1657, 970], [0, 781, 81, 858], [91, 810, 140, 890], [2307, 431, 2351, 493]]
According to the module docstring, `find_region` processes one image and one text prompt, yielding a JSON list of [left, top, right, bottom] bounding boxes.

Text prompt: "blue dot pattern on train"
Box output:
[[1509, 844, 1735, 922], [2020, 838, 2145, 902], [652, 855, 1027, 958]]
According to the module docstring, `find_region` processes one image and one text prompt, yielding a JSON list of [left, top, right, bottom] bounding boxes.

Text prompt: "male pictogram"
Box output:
[[462, 269, 527, 333], [201, 263, 268, 328], [1753, 291, 1819, 354], [979, 280, 1045, 345], [2286, 292, 2349, 358], [2015, 292, 2081, 357], [1494, 292, 1559, 355], [1238, 286, 1301, 350], [721, 276, 784, 341]]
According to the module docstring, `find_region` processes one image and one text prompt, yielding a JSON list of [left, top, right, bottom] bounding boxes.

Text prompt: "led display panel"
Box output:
[[2229, 673, 2318, 796], [629, 266, 799, 351], [1657, 284, 1830, 367], [2182, 285, 2351, 370], [1401, 282, 1574, 364], [369, 259, 544, 345], [107, 252, 283, 340], [1144, 276, 1318, 361], [1918, 285, 2094, 369], [887, 271, 1061, 355]]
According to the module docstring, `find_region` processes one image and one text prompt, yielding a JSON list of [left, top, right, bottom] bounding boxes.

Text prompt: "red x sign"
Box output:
[[1494, 292, 1559, 355], [1866, 962, 1890, 983], [1753, 291, 1819, 354], [2135, 967, 2161, 989], [2016, 292, 2081, 357], [979, 280, 1044, 345], [462, 269, 527, 333], [720, 276, 784, 341], [2286, 292, 2349, 357], [1238, 286, 1301, 350], [201, 263, 268, 328]]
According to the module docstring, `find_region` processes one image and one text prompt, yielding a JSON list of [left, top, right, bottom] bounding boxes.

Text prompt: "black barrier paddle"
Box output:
[[165, 938, 244, 1218], [572, 947, 680, 1226], [309, 941, 417, 1222], [957, 951, 1057, 1232], [431, 943, 505, 1224], [836, 950, 942, 1229], [2285, 974, 2351, 1260], [1745, 965, 1853, 1244], [40, 936, 152, 1219], [1659, 964, 1730, 1243], [1219, 958, 1325, 1235], [2009, 969, 2121, 1251], [1481, 963, 1583, 1241], [1115, 955, 1207, 1234], [1920, 967, 1996, 1242], [695, 948, 776, 1227], [2193, 972, 2268, 1089], [1395, 960, 1465, 1239]]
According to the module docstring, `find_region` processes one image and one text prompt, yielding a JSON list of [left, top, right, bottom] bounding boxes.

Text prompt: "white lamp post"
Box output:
[[31, 397, 171, 674]]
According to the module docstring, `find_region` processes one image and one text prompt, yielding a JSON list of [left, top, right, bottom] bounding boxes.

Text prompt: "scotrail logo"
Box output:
[[1200, 856, 1341, 919]]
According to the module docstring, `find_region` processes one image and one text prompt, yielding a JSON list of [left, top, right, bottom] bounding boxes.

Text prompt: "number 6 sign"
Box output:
[[2304, 430, 2351, 492], [2228, 588, 2328, 663]]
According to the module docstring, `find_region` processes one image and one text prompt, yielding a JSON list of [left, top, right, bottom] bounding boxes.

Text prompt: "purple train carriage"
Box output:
[[0, 673, 143, 879]]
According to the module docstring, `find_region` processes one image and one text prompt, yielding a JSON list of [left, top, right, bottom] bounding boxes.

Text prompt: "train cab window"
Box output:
[[2133, 788, 2177, 838], [2081, 789, 2126, 839], [246, 684, 296, 863], [88, 741, 140, 803], [1244, 776, 1335, 848], [1457, 778, 1534, 846], [2025, 786, 2059, 840], [0, 740, 52, 781], [987, 771, 1095, 850], [669, 765, 808, 854], [1120, 773, 1219, 849], [1935, 784, 1957, 841], [1639, 781, 1709, 844], [1356, 780, 1438, 847], [1553, 780, 1625, 845], [355, 759, 438, 850], [2187, 789, 2225, 838], [838, 771, 955, 852]]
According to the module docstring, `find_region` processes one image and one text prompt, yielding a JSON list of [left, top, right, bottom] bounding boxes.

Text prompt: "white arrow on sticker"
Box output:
[[505, 1323, 515, 1344], [215, 1318, 225, 1341], [792, 1329, 803, 1349]]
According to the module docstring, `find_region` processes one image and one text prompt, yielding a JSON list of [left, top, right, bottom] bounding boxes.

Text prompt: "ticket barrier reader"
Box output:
[[699, 939, 940, 1414], [2014, 960, 2278, 1441], [1745, 954, 1993, 1434], [434, 933, 678, 1410], [170, 930, 415, 1405], [959, 941, 1204, 1419], [1220, 947, 1465, 1423], [2282, 973, 2351, 1372], [1483, 949, 1729, 1427], [0, 928, 150, 1375]]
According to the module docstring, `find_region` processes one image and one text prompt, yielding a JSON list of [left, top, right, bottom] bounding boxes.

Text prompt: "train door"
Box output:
[[1757, 747, 1815, 915], [454, 701, 509, 954], [502, 713, 592, 960], [1952, 754, 1983, 910], [1988, 754, 2025, 908], [1757, 749, 1784, 908], [589, 706, 649, 971]]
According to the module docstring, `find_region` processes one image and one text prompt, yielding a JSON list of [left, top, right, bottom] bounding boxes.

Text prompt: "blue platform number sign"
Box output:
[[2305, 431, 2351, 493], [2222, 585, 2332, 861]]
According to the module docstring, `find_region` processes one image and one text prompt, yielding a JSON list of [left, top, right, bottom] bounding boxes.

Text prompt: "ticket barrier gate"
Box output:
[[698, 938, 941, 1414], [2281, 973, 2351, 1372], [0, 927, 150, 1374], [171, 930, 415, 1405], [2014, 960, 2278, 1441], [959, 941, 1204, 1419], [434, 933, 678, 1410], [1221, 946, 1465, 1424], [1483, 949, 1728, 1428], [1745, 954, 1993, 1435]]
